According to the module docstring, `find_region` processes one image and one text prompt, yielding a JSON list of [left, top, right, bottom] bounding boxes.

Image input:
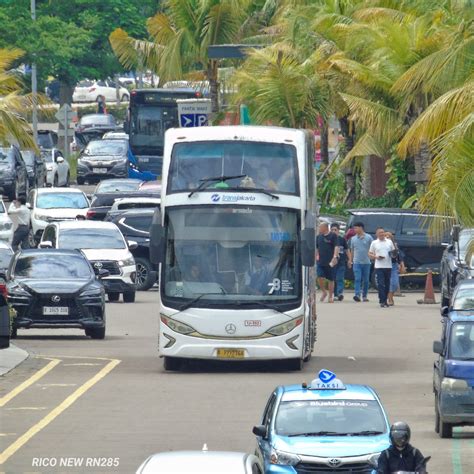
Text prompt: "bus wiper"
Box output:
[[235, 300, 289, 315], [176, 292, 226, 312], [347, 430, 384, 436], [188, 175, 246, 197], [288, 431, 344, 437], [249, 188, 279, 200]]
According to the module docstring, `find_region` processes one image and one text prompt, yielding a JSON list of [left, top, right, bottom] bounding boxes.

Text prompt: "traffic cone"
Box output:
[[417, 269, 437, 304]]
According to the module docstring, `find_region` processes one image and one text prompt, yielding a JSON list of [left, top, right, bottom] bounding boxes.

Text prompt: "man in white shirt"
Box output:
[[8, 197, 31, 251], [369, 227, 395, 308]]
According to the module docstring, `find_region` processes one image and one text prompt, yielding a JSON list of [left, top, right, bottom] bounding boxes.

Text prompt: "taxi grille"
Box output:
[[296, 462, 373, 473]]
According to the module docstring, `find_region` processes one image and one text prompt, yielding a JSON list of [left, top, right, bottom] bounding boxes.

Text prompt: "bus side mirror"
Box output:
[[301, 228, 315, 267], [149, 208, 164, 265]]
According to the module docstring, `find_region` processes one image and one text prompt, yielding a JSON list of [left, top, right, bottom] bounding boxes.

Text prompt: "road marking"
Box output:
[[5, 407, 48, 411], [62, 363, 102, 366], [0, 358, 61, 407], [452, 428, 463, 474], [37, 383, 77, 388], [0, 434, 16, 437], [0, 358, 120, 465]]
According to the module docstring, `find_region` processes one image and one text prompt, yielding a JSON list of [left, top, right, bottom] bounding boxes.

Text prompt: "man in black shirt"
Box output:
[[378, 422, 427, 474], [331, 223, 350, 301], [316, 222, 339, 303]]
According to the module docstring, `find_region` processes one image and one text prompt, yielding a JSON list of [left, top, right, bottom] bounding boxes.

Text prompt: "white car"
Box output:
[[39, 221, 137, 303], [136, 451, 262, 474], [40, 149, 70, 187], [73, 79, 130, 103], [102, 131, 129, 140], [28, 188, 90, 244], [0, 198, 13, 244]]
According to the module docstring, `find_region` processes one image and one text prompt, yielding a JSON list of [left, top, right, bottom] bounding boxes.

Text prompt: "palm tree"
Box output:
[[0, 48, 37, 148], [110, 0, 253, 113]]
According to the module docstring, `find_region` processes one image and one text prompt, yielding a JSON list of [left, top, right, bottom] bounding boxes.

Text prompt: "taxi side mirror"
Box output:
[[252, 425, 267, 438], [433, 340, 443, 355], [440, 306, 449, 317]]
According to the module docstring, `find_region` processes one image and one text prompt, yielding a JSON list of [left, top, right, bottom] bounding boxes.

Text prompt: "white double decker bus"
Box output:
[[150, 125, 317, 370]]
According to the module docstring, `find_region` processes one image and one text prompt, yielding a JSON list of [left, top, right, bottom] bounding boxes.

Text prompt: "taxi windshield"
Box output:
[[449, 322, 474, 360], [275, 400, 387, 436]]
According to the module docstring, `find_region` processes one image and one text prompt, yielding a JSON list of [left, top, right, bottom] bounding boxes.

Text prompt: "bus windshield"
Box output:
[[162, 206, 301, 309], [169, 141, 298, 194]]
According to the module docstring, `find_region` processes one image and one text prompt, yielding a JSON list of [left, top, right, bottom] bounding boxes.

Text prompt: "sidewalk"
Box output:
[[0, 344, 29, 376]]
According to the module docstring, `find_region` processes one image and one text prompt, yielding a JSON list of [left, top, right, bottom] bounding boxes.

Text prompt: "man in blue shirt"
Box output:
[[348, 222, 373, 302]]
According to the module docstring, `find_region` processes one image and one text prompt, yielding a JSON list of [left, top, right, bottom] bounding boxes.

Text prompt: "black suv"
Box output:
[[0, 145, 29, 200], [347, 209, 454, 282], [110, 208, 157, 291], [440, 226, 474, 306]]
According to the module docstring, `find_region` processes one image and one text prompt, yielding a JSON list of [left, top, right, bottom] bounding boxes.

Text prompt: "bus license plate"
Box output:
[[216, 348, 245, 359], [139, 157, 149, 163], [93, 168, 107, 173], [43, 306, 69, 315]]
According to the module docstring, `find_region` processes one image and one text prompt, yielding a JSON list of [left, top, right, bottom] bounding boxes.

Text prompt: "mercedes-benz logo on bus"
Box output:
[[211, 194, 220, 202], [225, 323, 236, 335], [51, 295, 61, 303], [94, 262, 103, 269], [327, 459, 342, 468]]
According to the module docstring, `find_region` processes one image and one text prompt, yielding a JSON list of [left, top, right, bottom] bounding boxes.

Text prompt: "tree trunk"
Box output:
[[320, 120, 329, 166], [339, 116, 357, 204], [59, 81, 74, 106], [207, 59, 219, 114]]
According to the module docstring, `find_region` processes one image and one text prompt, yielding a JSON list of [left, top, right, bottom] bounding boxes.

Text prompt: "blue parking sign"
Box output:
[[180, 113, 208, 127]]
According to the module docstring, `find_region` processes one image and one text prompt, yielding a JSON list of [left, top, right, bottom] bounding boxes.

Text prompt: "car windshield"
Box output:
[[37, 133, 55, 149], [452, 288, 474, 311], [84, 140, 127, 156], [0, 148, 14, 165], [163, 207, 300, 308], [96, 180, 142, 193], [59, 228, 126, 250], [0, 248, 13, 269], [459, 229, 474, 264], [36, 192, 89, 209], [14, 254, 92, 279], [169, 141, 298, 195], [449, 322, 474, 360], [21, 150, 36, 166], [80, 115, 114, 126], [275, 400, 387, 436]]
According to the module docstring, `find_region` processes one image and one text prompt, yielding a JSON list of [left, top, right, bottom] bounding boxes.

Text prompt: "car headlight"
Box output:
[[270, 448, 300, 466], [119, 257, 135, 267], [80, 288, 103, 297], [368, 453, 381, 467], [160, 314, 195, 335], [35, 214, 50, 221], [0, 222, 13, 230], [441, 377, 469, 391], [266, 316, 303, 336], [8, 285, 31, 298]]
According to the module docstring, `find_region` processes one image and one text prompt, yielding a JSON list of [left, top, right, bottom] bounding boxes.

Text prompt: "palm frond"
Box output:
[[340, 132, 387, 165], [0, 48, 23, 71], [352, 7, 407, 24]]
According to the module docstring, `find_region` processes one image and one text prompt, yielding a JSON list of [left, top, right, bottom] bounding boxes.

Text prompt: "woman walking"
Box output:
[[385, 232, 406, 306]]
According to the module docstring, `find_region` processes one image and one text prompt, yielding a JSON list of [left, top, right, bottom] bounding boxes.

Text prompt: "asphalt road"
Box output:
[[1, 291, 472, 474]]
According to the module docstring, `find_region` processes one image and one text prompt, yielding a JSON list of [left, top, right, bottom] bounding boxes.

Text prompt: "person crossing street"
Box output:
[[8, 197, 31, 251]]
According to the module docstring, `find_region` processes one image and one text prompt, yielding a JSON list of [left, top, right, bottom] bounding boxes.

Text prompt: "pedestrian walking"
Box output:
[[348, 222, 373, 302], [8, 197, 31, 251], [369, 227, 395, 308], [316, 222, 339, 303], [385, 232, 406, 306], [330, 223, 350, 301], [97, 95, 107, 114]]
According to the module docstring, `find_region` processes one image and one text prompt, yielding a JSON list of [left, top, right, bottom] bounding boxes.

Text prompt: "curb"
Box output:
[[0, 344, 29, 376]]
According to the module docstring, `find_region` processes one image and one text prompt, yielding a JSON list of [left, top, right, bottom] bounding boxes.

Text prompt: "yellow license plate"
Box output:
[[216, 348, 245, 359]]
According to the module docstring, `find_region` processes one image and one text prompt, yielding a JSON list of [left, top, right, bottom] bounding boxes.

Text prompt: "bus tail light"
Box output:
[[266, 317, 303, 337]]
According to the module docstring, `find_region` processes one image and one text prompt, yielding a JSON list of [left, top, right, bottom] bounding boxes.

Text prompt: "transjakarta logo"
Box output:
[[210, 194, 256, 203]]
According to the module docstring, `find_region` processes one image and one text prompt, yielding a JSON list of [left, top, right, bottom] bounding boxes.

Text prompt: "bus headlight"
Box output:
[[270, 448, 300, 466], [266, 317, 303, 336], [160, 314, 195, 335], [441, 377, 469, 391]]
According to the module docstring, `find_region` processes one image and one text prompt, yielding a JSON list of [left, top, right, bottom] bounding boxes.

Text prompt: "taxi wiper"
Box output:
[[346, 430, 384, 436], [188, 175, 246, 197], [176, 291, 226, 312], [288, 431, 344, 437]]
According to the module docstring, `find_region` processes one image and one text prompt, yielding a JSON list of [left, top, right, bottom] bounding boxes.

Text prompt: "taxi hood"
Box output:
[[273, 434, 390, 458]]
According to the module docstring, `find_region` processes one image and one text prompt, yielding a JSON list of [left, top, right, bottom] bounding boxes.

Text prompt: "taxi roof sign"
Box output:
[[309, 369, 346, 390]]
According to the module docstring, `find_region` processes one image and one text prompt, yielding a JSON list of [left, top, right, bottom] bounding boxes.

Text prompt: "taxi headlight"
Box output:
[[368, 453, 381, 467], [441, 377, 469, 391], [266, 317, 303, 336], [160, 314, 195, 335], [270, 448, 300, 466]]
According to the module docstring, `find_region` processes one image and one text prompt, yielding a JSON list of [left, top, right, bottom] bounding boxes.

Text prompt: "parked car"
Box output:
[[110, 208, 157, 291], [77, 139, 129, 185], [75, 114, 119, 152], [347, 209, 454, 281], [440, 226, 474, 306], [0, 198, 14, 244], [0, 241, 13, 277], [138, 181, 162, 193], [136, 451, 262, 474], [0, 145, 29, 201], [73, 79, 130, 103], [102, 131, 129, 140], [104, 196, 160, 221], [433, 292, 474, 438], [28, 188, 90, 245], [40, 149, 70, 187], [7, 249, 107, 339], [39, 221, 137, 303], [20, 150, 47, 188]]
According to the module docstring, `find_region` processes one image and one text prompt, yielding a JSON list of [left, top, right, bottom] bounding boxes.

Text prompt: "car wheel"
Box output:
[[135, 257, 154, 291], [88, 326, 105, 340], [0, 336, 9, 349], [77, 176, 85, 185], [287, 358, 304, 371], [121, 94, 129, 102], [28, 229, 37, 248], [107, 292, 120, 302], [65, 172, 70, 187], [435, 395, 440, 433], [440, 419, 453, 438], [53, 174, 58, 187], [10, 326, 17, 339], [123, 291, 136, 303], [164, 357, 181, 371]]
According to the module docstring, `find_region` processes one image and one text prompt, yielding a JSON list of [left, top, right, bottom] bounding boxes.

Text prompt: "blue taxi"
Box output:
[[252, 370, 390, 473]]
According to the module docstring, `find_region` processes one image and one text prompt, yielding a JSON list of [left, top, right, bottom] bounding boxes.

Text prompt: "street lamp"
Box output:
[[31, 0, 38, 143]]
